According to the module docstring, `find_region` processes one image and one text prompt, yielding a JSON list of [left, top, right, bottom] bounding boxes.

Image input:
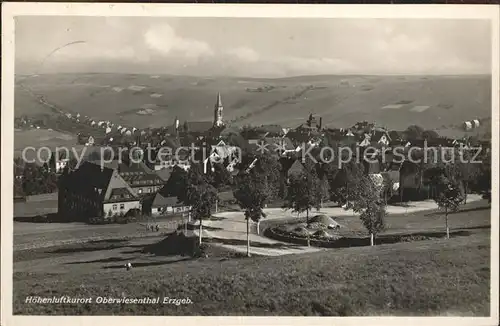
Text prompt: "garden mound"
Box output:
[[309, 215, 341, 229]]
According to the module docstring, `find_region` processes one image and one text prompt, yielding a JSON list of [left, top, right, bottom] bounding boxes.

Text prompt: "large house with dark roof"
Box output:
[[88, 159, 165, 196], [58, 161, 141, 221]]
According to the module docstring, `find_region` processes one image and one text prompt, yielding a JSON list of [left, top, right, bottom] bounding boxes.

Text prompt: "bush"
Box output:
[[313, 229, 332, 239], [265, 226, 343, 247], [88, 216, 113, 225], [115, 215, 136, 224], [32, 215, 49, 223], [143, 232, 207, 258]]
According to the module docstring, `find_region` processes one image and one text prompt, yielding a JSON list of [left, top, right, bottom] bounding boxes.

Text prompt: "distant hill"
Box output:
[[14, 73, 492, 137]]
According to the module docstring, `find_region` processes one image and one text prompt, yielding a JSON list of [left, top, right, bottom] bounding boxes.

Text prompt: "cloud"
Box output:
[[51, 43, 139, 61], [225, 47, 260, 62], [144, 24, 214, 59], [15, 17, 490, 76]]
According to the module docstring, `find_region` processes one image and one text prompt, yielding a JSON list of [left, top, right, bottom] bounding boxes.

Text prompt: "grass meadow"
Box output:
[[13, 200, 491, 316]]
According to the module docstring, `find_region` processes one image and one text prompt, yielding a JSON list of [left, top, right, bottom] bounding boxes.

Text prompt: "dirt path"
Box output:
[[194, 195, 484, 256]]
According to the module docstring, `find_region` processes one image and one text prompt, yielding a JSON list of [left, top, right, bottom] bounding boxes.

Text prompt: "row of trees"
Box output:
[[162, 142, 491, 255], [14, 158, 59, 197]]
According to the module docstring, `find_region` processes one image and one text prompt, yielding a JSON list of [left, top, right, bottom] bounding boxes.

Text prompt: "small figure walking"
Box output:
[[150, 225, 155, 232], [155, 224, 160, 232], [125, 262, 132, 271]]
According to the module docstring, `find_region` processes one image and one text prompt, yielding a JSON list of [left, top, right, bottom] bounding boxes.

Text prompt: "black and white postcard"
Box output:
[[1, 3, 499, 325]]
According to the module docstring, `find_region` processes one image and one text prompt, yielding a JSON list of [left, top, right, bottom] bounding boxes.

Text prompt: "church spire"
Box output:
[[214, 92, 224, 127], [216, 92, 222, 108]]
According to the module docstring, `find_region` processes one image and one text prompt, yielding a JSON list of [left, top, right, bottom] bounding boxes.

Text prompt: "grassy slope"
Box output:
[[15, 74, 491, 134], [13, 235, 490, 316], [13, 202, 491, 316]]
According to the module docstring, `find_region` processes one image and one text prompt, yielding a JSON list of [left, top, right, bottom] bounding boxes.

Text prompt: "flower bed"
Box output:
[[265, 226, 344, 248]]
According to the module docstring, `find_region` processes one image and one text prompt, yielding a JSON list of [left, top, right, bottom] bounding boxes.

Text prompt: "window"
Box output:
[[120, 203, 125, 210], [138, 188, 143, 194], [112, 204, 117, 210], [148, 188, 152, 193]]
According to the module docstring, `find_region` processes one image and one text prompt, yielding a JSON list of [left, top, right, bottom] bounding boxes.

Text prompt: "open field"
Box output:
[[13, 233, 490, 315], [14, 216, 185, 251], [14, 129, 76, 151], [14, 199, 58, 218], [16, 74, 491, 135], [14, 128, 84, 163], [13, 200, 491, 315]]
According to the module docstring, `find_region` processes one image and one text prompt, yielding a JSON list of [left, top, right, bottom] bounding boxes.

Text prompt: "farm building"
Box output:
[[463, 121, 472, 130], [58, 161, 141, 222], [143, 193, 190, 216]]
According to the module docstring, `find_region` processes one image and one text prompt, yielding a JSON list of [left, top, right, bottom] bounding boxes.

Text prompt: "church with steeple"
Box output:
[[213, 92, 224, 127], [169, 92, 226, 138]]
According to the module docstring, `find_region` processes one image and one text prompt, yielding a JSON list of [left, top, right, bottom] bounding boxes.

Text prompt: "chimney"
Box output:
[[319, 117, 322, 130]]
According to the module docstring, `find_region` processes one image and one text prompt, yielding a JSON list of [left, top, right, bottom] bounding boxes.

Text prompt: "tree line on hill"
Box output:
[[13, 157, 79, 197], [14, 158, 58, 197]]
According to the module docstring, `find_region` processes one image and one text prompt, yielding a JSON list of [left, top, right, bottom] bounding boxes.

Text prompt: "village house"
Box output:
[[143, 193, 190, 217], [203, 140, 241, 173], [90, 159, 166, 197], [58, 161, 141, 222], [150, 147, 191, 171], [260, 137, 297, 156], [359, 133, 372, 147], [48, 150, 70, 174], [300, 114, 322, 131], [258, 125, 286, 138], [371, 128, 391, 147]]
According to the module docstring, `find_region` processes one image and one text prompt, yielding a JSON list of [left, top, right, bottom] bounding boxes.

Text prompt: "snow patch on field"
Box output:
[[112, 87, 123, 92], [381, 104, 404, 110], [141, 104, 157, 109], [128, 85, 146, 91], [137, 108, 155, 115], [150, 75, 160, 79], [410, 105, 430, 113], [150, 93, 162, 98]]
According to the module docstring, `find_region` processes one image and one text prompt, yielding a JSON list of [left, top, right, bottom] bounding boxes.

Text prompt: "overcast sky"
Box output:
[[15, 17, 491, 77]]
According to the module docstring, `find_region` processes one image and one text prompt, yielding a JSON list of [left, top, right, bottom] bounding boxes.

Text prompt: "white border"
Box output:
[[2, 3, 499, 326]]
